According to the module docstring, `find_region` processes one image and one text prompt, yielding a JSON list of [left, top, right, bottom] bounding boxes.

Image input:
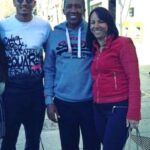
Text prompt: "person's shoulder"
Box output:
[[117, 36, 132, 41], [114, 36, 133, 44], [0, 15, 16, 32], [113, 36, 135, 52], [0, 15, 15, 25], [33, 16, 47, 22], [33, 16, 48, 23], [53, 21, 66, 32], [33, 16, 51, 27], [49, 22, 66, 41]]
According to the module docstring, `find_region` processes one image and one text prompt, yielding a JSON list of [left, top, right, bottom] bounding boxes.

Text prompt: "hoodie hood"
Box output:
[[54, 20, 87, 31]]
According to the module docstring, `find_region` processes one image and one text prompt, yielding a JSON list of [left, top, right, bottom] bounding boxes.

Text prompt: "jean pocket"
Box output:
[[112, 105, 128, 113]]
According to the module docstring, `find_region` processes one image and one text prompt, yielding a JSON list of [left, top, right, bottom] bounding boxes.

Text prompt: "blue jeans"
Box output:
[[54, 97, 100, 150], [1, 88, 45, 150], [93, 100, 129, 150], [0, 96, 5, 138]]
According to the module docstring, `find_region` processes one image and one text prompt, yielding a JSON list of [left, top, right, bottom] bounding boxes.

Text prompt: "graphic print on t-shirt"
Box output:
[[3, 35, 43, 80], [56, 38, 92, 59]]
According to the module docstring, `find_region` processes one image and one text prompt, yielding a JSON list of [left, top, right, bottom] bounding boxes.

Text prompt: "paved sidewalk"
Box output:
[[124, 65, 150, 150], [16, 65, 150, 150]]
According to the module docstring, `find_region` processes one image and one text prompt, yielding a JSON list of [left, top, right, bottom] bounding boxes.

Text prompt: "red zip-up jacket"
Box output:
[[91, 36, 141, 121]]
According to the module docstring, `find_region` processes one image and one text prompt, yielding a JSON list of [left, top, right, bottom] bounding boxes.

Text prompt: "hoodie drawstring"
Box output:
[[66, 27, 81, 58]]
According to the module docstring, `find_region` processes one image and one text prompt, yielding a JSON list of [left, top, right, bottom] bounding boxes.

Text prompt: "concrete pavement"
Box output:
[[16, 65, 150, 150], [124, 65, 150, 150]]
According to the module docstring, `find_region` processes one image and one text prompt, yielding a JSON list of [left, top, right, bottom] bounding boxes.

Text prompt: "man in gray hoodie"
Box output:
[[44, 0, 100, 149]]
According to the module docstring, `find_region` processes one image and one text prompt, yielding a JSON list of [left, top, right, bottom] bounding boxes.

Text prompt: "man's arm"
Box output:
[[44, 36, 59, 122]]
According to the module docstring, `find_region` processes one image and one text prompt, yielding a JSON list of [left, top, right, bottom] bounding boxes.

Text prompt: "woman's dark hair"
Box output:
[[86, 7, 119, 50], [0, 39, 7, 82]]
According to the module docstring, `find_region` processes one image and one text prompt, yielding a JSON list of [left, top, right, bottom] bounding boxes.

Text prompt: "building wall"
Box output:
[[90, 0, 108, 10], [116, 0, 149, 65], [36, 0, 64, 28], [0, 0, 15, 19]]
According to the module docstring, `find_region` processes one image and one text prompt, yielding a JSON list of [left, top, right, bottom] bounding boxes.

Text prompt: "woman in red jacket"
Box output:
[[86, 7, 141, 150]]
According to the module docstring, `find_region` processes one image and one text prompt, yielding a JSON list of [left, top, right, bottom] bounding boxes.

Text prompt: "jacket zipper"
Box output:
[[96, 74, 100, 100], [95, 49, 103, 101], [95, 53, 101, 100], [113, 72, 117, 89]]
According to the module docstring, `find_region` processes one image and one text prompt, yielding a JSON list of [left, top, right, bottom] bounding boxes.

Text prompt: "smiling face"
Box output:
[[13, 0, 36, 22], [90, 12, 108, 41], [63, 0, 85, 29]]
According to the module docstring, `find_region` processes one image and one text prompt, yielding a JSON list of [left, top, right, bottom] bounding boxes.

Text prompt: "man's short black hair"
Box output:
[[63, 0, 85, 10]]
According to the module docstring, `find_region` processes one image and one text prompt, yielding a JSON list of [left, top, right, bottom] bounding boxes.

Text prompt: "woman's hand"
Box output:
[[126, 119, 139, 129]]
